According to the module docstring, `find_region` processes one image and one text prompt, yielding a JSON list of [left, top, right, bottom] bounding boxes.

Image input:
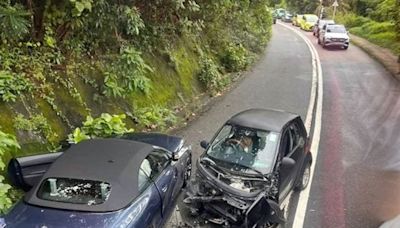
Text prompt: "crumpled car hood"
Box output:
[[183, 161, 284, 227]]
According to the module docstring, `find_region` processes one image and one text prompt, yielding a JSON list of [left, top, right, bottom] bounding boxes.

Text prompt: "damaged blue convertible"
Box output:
[[4, 133, 192, 228]]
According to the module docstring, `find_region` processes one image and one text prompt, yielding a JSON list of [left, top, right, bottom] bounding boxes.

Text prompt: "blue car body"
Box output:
[[3, 133, 192, 228]]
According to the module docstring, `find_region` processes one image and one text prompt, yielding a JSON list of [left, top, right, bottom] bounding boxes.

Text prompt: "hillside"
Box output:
[[0, 0, 273, 211]]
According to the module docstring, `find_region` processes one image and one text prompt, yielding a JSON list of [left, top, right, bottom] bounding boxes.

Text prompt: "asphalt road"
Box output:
[[298, 24, 400, 227], [168, 22, 400, 228]]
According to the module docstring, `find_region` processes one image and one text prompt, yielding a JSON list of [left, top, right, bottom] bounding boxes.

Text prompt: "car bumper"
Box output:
[[324, 41, 349, 47]]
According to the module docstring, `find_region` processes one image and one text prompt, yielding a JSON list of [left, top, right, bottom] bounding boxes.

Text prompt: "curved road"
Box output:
[[168, 22, 400, 228]]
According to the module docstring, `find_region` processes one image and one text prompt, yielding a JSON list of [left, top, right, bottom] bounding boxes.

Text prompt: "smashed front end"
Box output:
[[183, 160, 284, 227]]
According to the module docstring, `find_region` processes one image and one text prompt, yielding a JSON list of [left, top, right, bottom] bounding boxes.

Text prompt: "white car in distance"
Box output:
[[318, 24, 350, 50]]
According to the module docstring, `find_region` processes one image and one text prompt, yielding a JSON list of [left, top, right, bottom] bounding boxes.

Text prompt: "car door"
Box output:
[[146, 149, 178, 218], [287, 121, 306, 184], [137, 166, 163, 228], [8, 152, 63, 191], [278, 128, 293, 201], [279, 121, 305, 201]]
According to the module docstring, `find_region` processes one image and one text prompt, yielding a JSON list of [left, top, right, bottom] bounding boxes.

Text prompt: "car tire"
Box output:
[[294, 161, 311, 191], [182, 156, 192, 188], [344, 45, 349, 50]]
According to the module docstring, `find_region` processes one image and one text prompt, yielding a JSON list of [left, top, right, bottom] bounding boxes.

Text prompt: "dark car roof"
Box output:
[[25, 139, 154, 212], [226, 109, 299, 132]]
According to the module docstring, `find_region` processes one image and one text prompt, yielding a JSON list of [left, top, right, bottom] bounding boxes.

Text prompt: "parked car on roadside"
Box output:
[[183, 109, 313, 228], [300, 14, 318, 31], [4, 133, 192, 228], [292, 14, 303, 27], [282, 12, 293, 23], [313, 19, 335, 37], [318, 24, 350, 50]]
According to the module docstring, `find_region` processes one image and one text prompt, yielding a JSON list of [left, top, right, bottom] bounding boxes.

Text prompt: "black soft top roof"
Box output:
[[25, 139, 154, 212], [226, 109, 299, 132]]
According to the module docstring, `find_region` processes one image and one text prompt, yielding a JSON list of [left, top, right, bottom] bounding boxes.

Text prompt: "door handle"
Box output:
[[162, 186, 168, 192]]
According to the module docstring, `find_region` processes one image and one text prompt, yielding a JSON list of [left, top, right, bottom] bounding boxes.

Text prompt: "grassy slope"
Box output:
[[336, 13, 400, 55], [0, 37, 202, 156]]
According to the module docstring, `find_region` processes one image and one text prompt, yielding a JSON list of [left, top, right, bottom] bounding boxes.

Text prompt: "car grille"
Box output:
[[331, 38, 346, 42]]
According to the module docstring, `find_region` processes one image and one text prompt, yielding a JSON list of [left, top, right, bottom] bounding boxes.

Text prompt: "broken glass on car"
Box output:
[[37, 178, 111, 205], [205, 124, 279, 175]]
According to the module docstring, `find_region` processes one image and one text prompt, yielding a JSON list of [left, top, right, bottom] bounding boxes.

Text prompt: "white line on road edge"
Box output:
[[277, 22, 324, 228]]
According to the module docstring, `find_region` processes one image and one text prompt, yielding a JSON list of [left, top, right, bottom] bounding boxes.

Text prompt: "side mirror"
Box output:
[[282, 157, 296, 167], [200, 140, 209, 149], [172, 146, 191, 161]]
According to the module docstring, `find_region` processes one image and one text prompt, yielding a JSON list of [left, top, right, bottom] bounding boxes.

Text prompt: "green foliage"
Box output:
[[0, 4, 30, 41], [0, 70, 31, 102], [369, 0, 396, 22], [286, 0, 319, 14], [0, 130, 20, 213], [0, 0, 274, 160], [70, 0, 93, 17], [68, 113, 133, 144], [103, 46, 153, 97], [198, 56, 225, 92], [134, 105, 177, 131], [349, 21, 399, 54], [0, 175, 12, 213], [118, 6, 145, 36], [336, 12, 400, 54], [335, 12, 371, 28], [220, 43, 250, 72], [14, 114, 58, 143]]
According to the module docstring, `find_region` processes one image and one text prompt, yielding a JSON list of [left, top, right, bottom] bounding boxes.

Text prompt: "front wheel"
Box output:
[[344, 45, 349, 50], [294, 161, 311, 191]]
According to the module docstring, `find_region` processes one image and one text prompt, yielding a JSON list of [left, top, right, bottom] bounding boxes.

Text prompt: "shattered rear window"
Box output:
[[37, 178, 111, 205]]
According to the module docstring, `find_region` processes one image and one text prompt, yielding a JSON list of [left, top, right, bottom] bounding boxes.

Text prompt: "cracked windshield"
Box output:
[[0, 0, 399, 228]]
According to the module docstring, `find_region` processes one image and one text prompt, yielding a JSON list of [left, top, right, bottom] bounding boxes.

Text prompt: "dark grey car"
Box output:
[[183, 109, 313, 227]]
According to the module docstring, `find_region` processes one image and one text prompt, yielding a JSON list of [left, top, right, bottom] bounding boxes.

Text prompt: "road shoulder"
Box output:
[[349, 34, 400, 80]]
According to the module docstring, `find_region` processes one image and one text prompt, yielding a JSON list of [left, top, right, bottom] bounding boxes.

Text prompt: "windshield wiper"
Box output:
[[223, 161, 266, 179], [202, 156, 266, 179]]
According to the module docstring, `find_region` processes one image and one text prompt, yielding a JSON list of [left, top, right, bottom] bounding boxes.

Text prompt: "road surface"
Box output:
[[167, 21, 400, 228]]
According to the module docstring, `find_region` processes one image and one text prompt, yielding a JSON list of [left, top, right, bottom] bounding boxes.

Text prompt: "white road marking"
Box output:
[[277, 22, 324, 228]]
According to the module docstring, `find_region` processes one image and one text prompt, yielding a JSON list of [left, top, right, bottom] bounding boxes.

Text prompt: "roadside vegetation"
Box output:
[[0, 0, 274, 212], [332, 0, 400, 55]]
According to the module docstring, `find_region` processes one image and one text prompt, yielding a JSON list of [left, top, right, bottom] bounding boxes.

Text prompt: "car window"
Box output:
[[206, 124, 279, 174], [138, 149, 170, 192], [281, 130, 292, 157], [328, 26, 347, 33], [289, 123, 301, 151], [37, 178, 111, 205]]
